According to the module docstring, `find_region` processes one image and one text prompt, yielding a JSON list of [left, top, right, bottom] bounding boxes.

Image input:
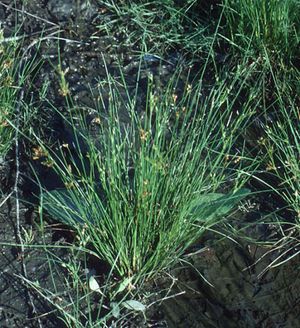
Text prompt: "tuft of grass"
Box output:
[[96, 0, 215, 56], [36, 62, 261, 284], [221, 0, 300, 64], [264, 95, 300, 223], [0, 29, 40, 161], [0, 29, 20, 159], [246, 61, 300, 270]]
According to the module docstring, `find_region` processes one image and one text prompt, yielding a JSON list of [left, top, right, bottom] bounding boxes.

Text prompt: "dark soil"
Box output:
[[0, 198, 68, 327], [0, 1, 299, 327]]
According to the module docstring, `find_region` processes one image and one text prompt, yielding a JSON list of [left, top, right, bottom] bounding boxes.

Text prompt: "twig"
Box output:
[[0, 26, 59, 44], [147, 291, 186, 308], [0, 190, 14, 208], [13, 34, 44, 328], [14, 91, 44, 328], [0, 35, 29, 43], [0, 1, 59, 27]]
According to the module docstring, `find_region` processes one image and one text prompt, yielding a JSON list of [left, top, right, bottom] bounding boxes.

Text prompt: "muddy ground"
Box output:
[[0, 1, 300, 327]]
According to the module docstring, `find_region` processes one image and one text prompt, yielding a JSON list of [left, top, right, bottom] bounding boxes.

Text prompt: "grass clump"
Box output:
[[0, 30, 19, 159], [97, 0, 214, 56], [222, 0, 300, 64], [0, 29, 39, 161], [264, 96, 300, 223], [253, 84, 300, 270], [38, 63, 260, 284]]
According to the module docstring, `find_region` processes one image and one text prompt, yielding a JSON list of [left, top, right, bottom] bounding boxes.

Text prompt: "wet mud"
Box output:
[[0, 1, 299, 327]]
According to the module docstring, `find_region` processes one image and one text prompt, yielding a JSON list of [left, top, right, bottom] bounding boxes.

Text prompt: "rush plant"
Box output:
[[0, 29, 39, 160], [39, 64, 259, 283], [264, 96, 300, 223], [0, 30, 19, 159], [222, 0, 300, 63]]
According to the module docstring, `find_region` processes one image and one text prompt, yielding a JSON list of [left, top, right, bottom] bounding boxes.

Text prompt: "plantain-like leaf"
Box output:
[[122, 300, 146, 312], [190, 188, 250, 223], [43, 187, 250, 228], [110, 302, 120, 318]]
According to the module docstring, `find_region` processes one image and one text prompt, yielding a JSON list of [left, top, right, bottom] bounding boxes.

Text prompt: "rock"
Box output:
[[47, 0, 75, 22], [0, 156, 10, 187], [47, 0, 98, 24]]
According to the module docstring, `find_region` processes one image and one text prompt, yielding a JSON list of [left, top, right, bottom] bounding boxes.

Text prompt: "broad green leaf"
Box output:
[[190, 188, 251, 223], [110, 302, 120, 318]]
